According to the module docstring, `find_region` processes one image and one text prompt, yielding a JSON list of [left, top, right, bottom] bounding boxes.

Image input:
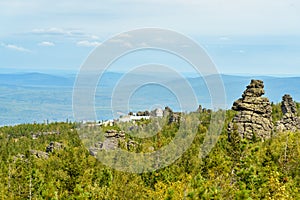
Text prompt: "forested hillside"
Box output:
[[0, 104, 300, 199]]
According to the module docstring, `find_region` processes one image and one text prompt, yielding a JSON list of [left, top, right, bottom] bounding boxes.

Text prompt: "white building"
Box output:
[[119, 115, 150, 122], [99, 119, 114, 126], [119, 116, 131, 123], [130, 116, 150, 121], [155, 108, 163, 117]]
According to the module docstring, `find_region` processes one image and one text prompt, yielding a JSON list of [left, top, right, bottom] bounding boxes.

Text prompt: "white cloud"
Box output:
[[139, 42, 149, 47], [109, 39, 124, 43], [31, 27, 100, 41], [76, 40, 101, 47], [181, 44, 190, 48], [118, 33, 132, 38], [219, 37, 230, 41], [32, 27, 83, 36], [1, 0, 300, 36], [32, 27, 63, 34], [90, 35, 99, 40], [6, 44, 31, 52], [109, 39, 133, 48], [38, 41, 55, 46], [0, 42, 31, 52], [122, 42, 133, 48]]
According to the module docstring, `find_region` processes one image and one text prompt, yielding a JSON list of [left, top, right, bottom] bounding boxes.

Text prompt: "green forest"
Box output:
[[0, 103, 300, 199]]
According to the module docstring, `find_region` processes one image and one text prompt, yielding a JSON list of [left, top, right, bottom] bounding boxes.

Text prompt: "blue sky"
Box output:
[[1, 0, 300, 76]]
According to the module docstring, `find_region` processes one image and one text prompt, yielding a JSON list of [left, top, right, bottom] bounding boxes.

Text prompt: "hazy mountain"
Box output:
[[1, 72, 300, 125], [0, 72, 73, 87]]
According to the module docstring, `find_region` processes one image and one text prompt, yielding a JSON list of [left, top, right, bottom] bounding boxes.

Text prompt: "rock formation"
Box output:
[[89, 129, 139, 156], [46, 141, 63, 153], [281, 94, 298, 115], [30, 150, 49, 159], [89, 130, 126, 156], [163, 107, 181, 124], [28, 141, 64, 159], [276, 94, 300, 132], [228, 80, 273, 140]]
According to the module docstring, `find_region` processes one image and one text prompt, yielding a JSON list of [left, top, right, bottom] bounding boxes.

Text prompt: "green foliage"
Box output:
[[272, 102, 283, 122], [0, 107, 300, 199]]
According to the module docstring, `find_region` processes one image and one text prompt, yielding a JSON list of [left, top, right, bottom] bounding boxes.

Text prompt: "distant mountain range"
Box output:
[[0, 72, 73, 87], [199, 74, 300, 106], [1, 72, 299, 125]]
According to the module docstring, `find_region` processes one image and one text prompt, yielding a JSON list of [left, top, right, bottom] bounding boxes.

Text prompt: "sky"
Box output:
[[0, 0, 300, 76]]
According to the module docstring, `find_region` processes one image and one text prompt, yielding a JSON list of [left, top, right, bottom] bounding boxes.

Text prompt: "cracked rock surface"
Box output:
[[276, 94, 300, 132], [228, 80, 273, 140]]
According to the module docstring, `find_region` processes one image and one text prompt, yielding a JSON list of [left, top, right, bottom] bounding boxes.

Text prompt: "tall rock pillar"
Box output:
[[228, 80, 273, 140]]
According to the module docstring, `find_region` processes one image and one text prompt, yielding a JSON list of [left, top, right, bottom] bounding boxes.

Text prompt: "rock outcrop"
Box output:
[[228, 80, 273, 140], [89, 129, 139, 156], [163, 107, 181, 124], [28, 141, 64, 159], [30, 150, 49, 159], [276, 94, 300, 132], [89, 130, 126, 156], [281, 94, 298, 115], [46, 141, 63, 153]]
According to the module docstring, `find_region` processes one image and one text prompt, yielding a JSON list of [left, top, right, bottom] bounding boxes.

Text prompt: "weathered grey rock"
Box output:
[[163, 107, 181, 124], [13, 154, 26, 162], [46, 141, 63, 153], [30, 150, 49, 159], [196, 105, 203, 113], [163, 106, 173, 118], [89, 129, 126, 156], [228, 80, 273, 140], [276, 94, 300, 132], [31, 131, 60, 139], [281, 94, 297, 115], [105, 130, 125, 138]]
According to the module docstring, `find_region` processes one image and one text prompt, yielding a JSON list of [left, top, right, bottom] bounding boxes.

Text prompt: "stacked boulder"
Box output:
[[228, 80, 273, 140], [276, 94, 300, 132]]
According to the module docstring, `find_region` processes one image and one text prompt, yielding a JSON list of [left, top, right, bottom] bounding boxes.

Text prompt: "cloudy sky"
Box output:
[[1, 0, 300, 75]]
